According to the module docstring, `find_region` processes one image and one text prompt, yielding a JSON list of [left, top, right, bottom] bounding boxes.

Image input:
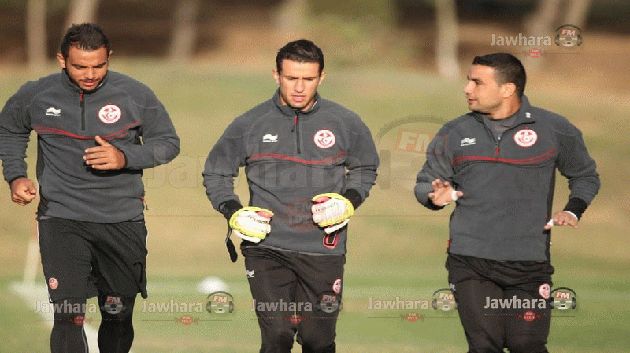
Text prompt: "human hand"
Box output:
[[83, 136, 126, 170]]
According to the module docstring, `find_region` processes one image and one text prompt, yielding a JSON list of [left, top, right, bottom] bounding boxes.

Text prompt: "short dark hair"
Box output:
[[276, 39, 324, 74], [472, 53, 526, 98], [60, 23, 110, 59]]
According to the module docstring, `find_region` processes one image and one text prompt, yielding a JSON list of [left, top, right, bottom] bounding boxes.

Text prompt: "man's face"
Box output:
[[463, 64, 505, 115], [57, 46, 109, 92], [273, 59, 324, 112]]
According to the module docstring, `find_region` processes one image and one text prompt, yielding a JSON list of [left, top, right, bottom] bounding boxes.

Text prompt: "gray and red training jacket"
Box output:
[[415, 96, 600, 261], [203, 91, 379, 255], [0, 70, 180, 223]]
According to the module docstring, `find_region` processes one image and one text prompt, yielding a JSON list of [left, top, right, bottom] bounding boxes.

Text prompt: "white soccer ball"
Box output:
[[197, 276, 229, 294]]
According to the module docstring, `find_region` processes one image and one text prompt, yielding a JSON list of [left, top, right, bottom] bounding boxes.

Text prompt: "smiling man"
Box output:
[[203, 39, 379, 353], [0, 23, 179, 353], [414, 53, 600, 353]]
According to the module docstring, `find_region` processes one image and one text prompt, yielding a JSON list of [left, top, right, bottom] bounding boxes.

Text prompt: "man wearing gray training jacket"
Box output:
[[0, 24, 179, 353], [203, 39, 378, 353], [415, 53, 599, 353]]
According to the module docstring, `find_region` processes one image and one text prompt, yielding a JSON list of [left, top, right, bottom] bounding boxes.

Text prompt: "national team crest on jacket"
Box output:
[[98, 104, 121, 124], [513, 128, 537, 147], [314, 129, 335, 149]]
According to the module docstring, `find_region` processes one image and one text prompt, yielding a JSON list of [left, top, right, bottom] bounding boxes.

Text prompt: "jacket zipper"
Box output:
[[292, 111, 301, 154], [80, 91, 86, 131], [481, 120, 519, 157], [495, 134, 502, 157], [480, 122, 499, 157]]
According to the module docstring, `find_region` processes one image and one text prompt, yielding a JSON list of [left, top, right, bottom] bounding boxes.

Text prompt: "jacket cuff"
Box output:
[[427, 198, 446, 210], [8, 175, 27, 185], [218, 199, 243, 220], [563, 197, 588, 220], [342, 189, 363, 209], [112, 143, 143, 170], [414, 182, 445, 210]]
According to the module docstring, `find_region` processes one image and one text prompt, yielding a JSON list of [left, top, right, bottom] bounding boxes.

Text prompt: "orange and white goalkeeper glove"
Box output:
[[311, 193, 355, 234]]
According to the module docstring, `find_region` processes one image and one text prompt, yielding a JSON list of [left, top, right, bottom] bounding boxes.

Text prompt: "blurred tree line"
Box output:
[[0, 0, 628, 76]]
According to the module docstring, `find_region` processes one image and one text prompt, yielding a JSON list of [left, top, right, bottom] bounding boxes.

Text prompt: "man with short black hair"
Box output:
[[203, 39, 379, 353], [0, 23, 179, 352], [414, 53, 599, 353]]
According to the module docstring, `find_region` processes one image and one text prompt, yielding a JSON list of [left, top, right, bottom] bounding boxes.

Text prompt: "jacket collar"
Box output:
[[272, 89, 321, 117], [60, 69, 109, 94], [472, 95, 536, 125]]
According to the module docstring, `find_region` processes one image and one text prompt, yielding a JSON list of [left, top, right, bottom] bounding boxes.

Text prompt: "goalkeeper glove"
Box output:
[[229, 206, 274, 243], [312, 193, 355, 234]]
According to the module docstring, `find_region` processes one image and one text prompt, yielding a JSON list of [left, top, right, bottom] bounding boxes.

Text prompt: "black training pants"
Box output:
[[243, 246, 345, 353], [39, 217, 147, 353], [446, 253, 554, 353]]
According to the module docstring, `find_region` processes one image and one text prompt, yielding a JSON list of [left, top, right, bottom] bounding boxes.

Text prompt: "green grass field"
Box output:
[[1, 60, 629, 352]]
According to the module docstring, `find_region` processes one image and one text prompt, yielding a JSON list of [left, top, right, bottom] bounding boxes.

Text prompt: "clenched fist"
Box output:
[[10, 177, 37, 206]]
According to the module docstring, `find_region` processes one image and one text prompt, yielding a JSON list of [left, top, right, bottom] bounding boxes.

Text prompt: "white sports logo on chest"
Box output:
[[262, 134, 278, 143], [314, 129, 335, 149], [45, 106, 61, 117], [98, 104, 121, 124], [460, 137, 476, 146], [513, 128, 537, 147]]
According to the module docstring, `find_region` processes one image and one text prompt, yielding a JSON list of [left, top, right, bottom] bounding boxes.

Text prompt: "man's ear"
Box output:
[[272, 69, 280, 85], [501, 83, 517, 98], [318, 71, 326, 86], [56, 52, 66, 69]]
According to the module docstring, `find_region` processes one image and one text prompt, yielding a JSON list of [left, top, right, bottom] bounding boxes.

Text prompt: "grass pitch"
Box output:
[[0, 60, 629, 352]]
